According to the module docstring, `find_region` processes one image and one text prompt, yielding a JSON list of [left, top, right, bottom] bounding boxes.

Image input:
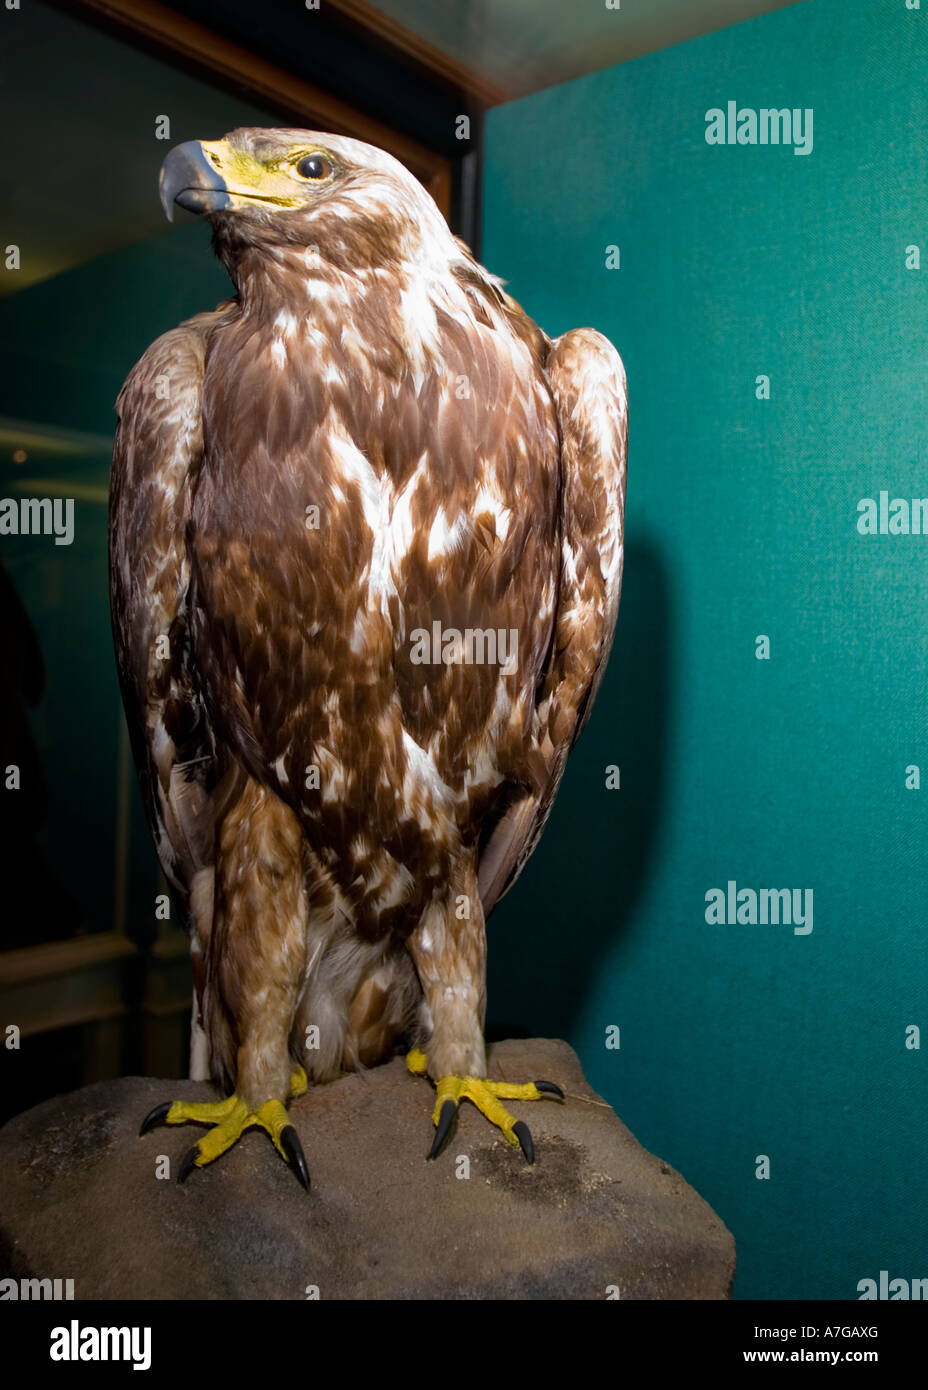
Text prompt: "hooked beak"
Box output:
[[159, 141, 231, 221]]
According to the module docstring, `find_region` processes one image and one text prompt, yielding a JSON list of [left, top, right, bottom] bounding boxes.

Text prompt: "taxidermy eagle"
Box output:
[[110, 128, 627, 1188]]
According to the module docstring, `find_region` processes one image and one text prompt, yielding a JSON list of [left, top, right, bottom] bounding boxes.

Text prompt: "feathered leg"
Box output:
[[407, 862, 563, 1163], [141, 780, 311, 1188]]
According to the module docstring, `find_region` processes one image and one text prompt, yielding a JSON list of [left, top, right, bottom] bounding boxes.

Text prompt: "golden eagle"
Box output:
[[110, 128, 627, 1187]]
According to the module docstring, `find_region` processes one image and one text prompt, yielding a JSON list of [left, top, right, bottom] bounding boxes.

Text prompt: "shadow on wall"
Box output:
[[487, 535, 671, 1042]]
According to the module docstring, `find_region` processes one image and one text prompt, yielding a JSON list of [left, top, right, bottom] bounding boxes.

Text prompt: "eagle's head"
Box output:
[[159, 127, 453, 280]]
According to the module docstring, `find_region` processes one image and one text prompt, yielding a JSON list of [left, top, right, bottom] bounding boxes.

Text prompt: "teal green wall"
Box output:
[[483, 0, 928, 1299]]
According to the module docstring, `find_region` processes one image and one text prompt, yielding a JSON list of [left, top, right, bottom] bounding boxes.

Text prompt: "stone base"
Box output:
[[0, 1038, 734, 1300]]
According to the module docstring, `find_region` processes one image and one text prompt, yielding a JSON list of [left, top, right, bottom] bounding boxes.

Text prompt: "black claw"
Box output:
[[177, 1146, 200, 1183], [280, 1125, 311, 1190], [139, 1102, 172, 1137], [512, 1120, 535, 1164], [428, 1098, 458, 1158], [535, 1080, 564, 1099]]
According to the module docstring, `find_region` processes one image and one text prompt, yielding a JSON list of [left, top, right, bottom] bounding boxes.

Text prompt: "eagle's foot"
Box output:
[[406, 1049, 563, 1163], [139, 1066, 310, 1188]]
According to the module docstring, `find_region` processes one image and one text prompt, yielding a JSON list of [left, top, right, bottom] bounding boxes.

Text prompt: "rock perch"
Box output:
[[0, 1039, 734, 1299]]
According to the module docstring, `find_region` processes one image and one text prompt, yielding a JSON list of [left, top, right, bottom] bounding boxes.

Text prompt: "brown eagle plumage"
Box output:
[[110, 128, 627, 1186]]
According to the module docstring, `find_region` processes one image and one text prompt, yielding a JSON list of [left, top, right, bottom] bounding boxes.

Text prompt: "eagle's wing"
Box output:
[[109, 307, 239, 938], [478, 327, 627, 914]]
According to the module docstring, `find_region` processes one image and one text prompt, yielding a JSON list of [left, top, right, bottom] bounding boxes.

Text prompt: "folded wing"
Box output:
[[478, 327, 628, 913], [109, 310, 237, 937]]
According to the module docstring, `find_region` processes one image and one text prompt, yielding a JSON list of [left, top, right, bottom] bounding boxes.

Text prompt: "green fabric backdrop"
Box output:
[[482, 0, 928, 1300]]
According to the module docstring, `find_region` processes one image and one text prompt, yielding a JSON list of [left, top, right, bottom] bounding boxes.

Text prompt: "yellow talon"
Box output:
[[255, 1099, 295, 1160], [186, 1098, 253, 1166], [408, 1052, 563, 1162], [406, 1048, 428, 1075], [165, 1094, 239, 1126], [140, 1075, 311, 1188], [433, 1076, 542, 1145]]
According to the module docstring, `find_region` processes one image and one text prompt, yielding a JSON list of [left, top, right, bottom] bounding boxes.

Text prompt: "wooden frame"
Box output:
[[0, 932, 136, 1038], [71, 0, 454, 219], [323, 0, 507, 107]]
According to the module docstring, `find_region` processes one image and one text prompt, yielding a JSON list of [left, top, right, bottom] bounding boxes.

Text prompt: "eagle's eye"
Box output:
[[296, 153, 333, 181]]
